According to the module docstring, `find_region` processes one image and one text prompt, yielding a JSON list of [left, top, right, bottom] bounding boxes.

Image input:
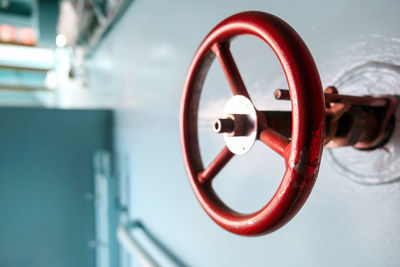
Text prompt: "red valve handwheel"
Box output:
[[180, 11, 325, 236]]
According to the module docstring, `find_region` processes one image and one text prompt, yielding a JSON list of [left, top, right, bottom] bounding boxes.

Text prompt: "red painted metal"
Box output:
[[211, 42, 251, 99], [180, 11, 325, 236], [198, 146, 234, 183], [259, 128, 290, 157]]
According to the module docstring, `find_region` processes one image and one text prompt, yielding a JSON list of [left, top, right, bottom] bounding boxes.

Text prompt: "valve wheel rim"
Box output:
[[180, 11, 325, 236]]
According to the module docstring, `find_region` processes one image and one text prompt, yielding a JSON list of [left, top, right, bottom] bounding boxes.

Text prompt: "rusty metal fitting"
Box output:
[[272, 87, 397, 149]]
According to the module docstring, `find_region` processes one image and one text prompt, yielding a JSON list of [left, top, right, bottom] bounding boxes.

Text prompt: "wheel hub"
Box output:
[[213, 95, 258, 155]]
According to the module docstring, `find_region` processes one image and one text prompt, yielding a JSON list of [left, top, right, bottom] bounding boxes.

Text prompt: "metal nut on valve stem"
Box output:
[[213, 118, 235, 133], [213, 114, 252, 137]]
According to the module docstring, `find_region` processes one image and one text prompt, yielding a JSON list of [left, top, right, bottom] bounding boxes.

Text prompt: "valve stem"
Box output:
[[213, 118, 235, 133]]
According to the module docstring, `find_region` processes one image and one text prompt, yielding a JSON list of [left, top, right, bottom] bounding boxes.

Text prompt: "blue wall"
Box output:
[[89, 0, 400, 266], [0, 108, 112, 267]]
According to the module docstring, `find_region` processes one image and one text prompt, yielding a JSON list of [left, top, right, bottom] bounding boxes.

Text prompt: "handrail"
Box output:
[[117, 225, 159, 267], [117, 221, 187, 267], [128, 221, 187, 267]]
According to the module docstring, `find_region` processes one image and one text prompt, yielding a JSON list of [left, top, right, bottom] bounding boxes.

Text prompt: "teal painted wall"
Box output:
[[0, 108, 112, 267]]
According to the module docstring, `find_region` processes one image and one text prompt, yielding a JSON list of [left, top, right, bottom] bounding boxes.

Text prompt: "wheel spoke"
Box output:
[[259, 128, 290, 158], [211, 42, 250, 98], [198, 146, 234, 183]]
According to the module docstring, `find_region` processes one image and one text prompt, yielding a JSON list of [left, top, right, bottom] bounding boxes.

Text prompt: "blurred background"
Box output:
[[0, 1, 400, 267]]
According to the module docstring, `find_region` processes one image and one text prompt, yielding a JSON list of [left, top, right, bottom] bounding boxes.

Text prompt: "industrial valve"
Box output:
[[180, 11, 397, 236]]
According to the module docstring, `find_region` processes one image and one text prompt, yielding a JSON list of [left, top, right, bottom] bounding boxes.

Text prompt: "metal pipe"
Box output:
[[117, 225, 159, 267]]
